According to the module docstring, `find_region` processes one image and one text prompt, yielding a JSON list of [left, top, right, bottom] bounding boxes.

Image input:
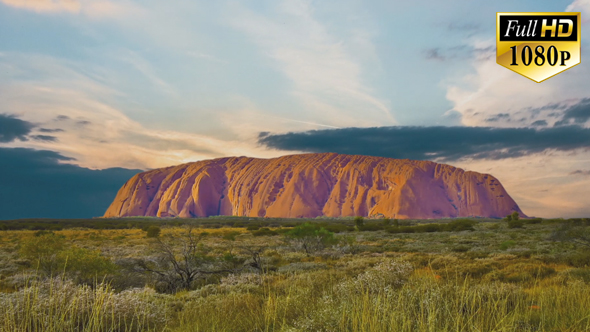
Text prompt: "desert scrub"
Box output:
[[3, 220, 590, 331], [336, 260, 413, 294], [0, 278, 168, 332]]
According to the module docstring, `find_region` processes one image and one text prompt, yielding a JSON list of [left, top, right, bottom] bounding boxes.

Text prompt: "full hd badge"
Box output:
[[496, 12, 581, 82]]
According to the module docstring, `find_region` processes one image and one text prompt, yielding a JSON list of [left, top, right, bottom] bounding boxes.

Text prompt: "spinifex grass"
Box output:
[[0, 277, 166, 332], [171, 271, 590, 332], [2, 221, 590, 332]]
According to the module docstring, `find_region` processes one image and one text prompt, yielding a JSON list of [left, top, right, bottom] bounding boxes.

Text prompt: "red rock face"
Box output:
[[104, 153, 525, 219]]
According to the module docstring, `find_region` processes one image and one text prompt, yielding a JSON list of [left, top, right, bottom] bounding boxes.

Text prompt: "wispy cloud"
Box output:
[[445, 0, 590, 129], [0, 0, 130, 18], [0, 53, 283, 169], [1, 0, 80, 13], [228, 0, 394, 127], [570, 169, 590, 176]]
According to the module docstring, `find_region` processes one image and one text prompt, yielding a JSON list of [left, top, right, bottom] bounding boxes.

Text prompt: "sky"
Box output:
[[0, 0, 589, 219]]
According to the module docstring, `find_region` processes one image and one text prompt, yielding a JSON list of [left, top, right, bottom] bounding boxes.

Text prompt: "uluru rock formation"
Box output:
[[104, 153, 525, 219]]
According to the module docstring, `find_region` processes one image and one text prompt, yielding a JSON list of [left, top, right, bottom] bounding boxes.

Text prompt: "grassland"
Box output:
[[1, 217, 590, 331]]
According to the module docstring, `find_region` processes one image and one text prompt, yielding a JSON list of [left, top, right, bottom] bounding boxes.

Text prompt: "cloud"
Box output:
[[0, 52, 284, 170], [425, 45, 493, 62], [485, 113, 511, 123], [229, 0, 394, 127], [30, 135, 58, 142], [258, 125, 590, 161], [39, 128, 64, 133], [567, 0, 590, 19], [425, 48, 445, 61], [1, 0, 80, 13], [446, 0, 590, 129], [452, 153, 590, 218], [0, 114, 34, 142], [0, 113, 60, 142], [531, 120, 548, 127], [0, 0, 130, 18], [0, 147, 140, 219], [570, 169, 590, 176], [555, 98, 590, 126]]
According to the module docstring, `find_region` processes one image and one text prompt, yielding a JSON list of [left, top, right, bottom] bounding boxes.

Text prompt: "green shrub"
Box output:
[[387, 226, 415, 234], [525, 218, 542, 224], [566, 268, 590, 282], [451, 245, 470, 253], [354, 216, 365, 229], [358, 224, 385, 232], [323, 224, 354, 233], [222, 231, 241, 241], [508, 220, 524, 229], [445, 219, 477, 232], [61, 247, 118, 284], [557, 252, 590, 267], [500, 240, 516, 250], [252, 228, 278, 237], [284, 223, 337, 255], [498, 263, 556, 283], [385, 220, 475, 234], [146, 226, 161, 238], [19, 233, 66, 275]]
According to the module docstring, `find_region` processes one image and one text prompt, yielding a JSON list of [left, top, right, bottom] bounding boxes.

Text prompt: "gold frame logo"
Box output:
[[496, 12, 581, 83]]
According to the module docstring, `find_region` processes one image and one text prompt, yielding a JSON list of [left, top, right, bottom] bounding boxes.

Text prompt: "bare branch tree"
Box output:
[[143, 227, 237, 292]]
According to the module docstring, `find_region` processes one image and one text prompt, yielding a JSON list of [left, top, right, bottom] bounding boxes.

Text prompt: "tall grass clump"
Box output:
[[172, 263, 590, 332], [0, 278, 168, 332]]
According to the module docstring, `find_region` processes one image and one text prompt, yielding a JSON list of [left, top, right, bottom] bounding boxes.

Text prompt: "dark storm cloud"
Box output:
[[555, 98, 590, 126], [531, 120, 548, 127], [258, 125, 590, 161], [30, 135, 58, 142], [485, 113, 511, 123], [0, 147, 141, 220], [0, 114, 34, 142], [524, 102, 563, 115], [39, 128, 64, 133]]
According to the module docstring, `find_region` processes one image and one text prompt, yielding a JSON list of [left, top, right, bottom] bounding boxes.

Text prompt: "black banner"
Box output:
[[499, 15, 578, 42]]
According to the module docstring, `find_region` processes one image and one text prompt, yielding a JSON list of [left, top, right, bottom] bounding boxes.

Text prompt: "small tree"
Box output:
[[20, 233, 116, 282], [61, 247, 118, 284], [507, 220, 524, 229], [284, 222, 337, 256], [138, 227, 245, 293], [511, 211, 520, 221], [146, 226, 161, 238], [20, 232, 65, 275], [354, 216, 365, 230]]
